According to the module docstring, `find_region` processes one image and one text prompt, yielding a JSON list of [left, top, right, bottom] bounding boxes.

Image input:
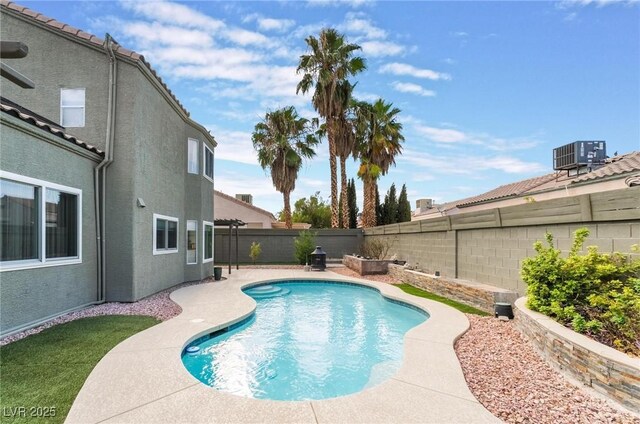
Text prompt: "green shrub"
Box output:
[[521, 228, 640, 356], [294, 230, 317, 265], [249, 242, 262, 264]]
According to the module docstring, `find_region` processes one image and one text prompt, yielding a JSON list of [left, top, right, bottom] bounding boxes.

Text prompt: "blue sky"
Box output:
[[22, 0, 640, 215]]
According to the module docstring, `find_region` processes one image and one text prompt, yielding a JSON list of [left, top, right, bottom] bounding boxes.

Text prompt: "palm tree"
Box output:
[[252, 106, 319, 229], [352, 99, 405, 228], [296, 28, 366, 228]]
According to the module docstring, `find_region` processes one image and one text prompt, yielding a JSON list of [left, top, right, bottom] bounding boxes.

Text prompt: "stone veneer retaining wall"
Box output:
[[514, 297, 640, 413], [388, 264, 518, 313]]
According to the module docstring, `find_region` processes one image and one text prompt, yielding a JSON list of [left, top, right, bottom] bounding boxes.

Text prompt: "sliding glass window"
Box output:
[[0, 172, 82, 271], [186, 220, 197, 264]]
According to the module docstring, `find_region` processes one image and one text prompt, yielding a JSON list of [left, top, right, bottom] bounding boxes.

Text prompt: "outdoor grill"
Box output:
[[309, 246, 327, 271]]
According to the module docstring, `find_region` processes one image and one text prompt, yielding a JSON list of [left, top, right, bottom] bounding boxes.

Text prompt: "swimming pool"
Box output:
[[181, 280, 428, 401]]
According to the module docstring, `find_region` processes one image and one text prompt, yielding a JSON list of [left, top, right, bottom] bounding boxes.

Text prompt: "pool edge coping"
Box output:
[[65, 269, 500, 424]]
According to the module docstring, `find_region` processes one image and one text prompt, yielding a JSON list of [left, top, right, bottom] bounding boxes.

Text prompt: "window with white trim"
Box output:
[[203, 144, 214, 182], [186, 220, 197, 264], [187, 138, 199, 174], [203, 221, 213, 263], [153, 214, 178, 255], [0, 171, 82, 271], [60, 88, 85, 128]]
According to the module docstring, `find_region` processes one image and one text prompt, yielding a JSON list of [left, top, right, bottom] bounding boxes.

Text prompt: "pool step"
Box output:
[[245, 285, 291, 299]]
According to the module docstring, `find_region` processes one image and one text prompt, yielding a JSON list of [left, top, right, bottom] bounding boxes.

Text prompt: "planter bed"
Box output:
[[342, 255, 393, 275]]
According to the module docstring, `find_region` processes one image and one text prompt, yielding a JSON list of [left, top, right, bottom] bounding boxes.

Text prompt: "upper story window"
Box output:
[[153, 214, 178, 255], [60, 88, 85, 128], [1, 171, 82, 271], [203, 144, 214, 182], [188, 138, 199, 174]]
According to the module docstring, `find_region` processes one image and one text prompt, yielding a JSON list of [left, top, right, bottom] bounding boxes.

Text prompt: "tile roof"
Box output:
[[1, 97, 104, 155], [414, 151, 640, 216], [456, 173, 558, 208], [1, 0, 190, 117], [573, 151, 640, 182], [214, 190, 277, 221]]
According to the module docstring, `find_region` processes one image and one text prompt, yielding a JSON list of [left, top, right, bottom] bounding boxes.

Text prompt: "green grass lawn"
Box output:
[[0, 315, 159, 424], [396, 283, 490, 316]]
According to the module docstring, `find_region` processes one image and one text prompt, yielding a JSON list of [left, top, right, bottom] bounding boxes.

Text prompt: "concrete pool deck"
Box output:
[[66, 269, 499, 423]]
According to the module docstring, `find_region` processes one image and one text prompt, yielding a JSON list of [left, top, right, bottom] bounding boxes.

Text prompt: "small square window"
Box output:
[[153, 214, 179, 255]]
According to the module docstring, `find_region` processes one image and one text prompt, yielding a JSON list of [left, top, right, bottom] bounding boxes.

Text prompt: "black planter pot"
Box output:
[[494, 302, 514, 319], [213, 266, 222, 281]]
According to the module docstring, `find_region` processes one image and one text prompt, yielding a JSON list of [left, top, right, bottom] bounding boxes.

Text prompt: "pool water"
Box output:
[[181, 281, 428, 401]]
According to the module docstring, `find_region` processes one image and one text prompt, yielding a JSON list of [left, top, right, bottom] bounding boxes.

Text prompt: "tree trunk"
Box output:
[[340, 155, 349, 229], [362, 177, 377, 228], [327, 119, 339, 228], [283, 190, 292, 229]]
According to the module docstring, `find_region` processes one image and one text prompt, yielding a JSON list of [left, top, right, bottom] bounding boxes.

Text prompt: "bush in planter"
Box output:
[[521, 228, 640, 356], [294, 230, 317, 265], [359, 239, 391, 260]]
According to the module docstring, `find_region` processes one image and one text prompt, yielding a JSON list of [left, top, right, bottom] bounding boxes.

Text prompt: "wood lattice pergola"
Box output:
[[214, 219, 246, 274]]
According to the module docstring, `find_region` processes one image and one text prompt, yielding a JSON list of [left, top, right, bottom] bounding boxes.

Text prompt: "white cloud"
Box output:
[[258, 17, 296, 32], [224, 28, 270, 46], [206, 126, 258, 165], [119, 0, 225, 31], [121, 22, 214, 47], [360, 40, 405, 57], [451, 31, 469, 37], [379, 62, 451, 80], [340, 12, 387, 39], [414, 125, 466, 143], [391, 81, 436, 97], [400, 150, 546, 175], [306, 0, 373, 8], [558, 0, 638, 7]]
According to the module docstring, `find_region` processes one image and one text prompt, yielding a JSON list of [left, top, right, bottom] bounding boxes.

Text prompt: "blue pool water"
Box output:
[[181, 281, 428, 401]]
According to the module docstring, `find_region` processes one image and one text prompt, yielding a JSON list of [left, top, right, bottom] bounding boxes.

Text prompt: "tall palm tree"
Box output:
[[334, 82, 357, 228], [252, 106, 319, 229], [352, 99, 405, 228], [296, 28, 365, 228]]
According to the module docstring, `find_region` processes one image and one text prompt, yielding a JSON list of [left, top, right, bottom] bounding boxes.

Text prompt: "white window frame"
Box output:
[[203, 220, 214, 263], [186, 220, 198, 265], [187, 138, 199, 174], [60, 88, 86, 128], [202, 143, 214, 183], [153, 213, 179, 255], [0, 171, 82, 272]]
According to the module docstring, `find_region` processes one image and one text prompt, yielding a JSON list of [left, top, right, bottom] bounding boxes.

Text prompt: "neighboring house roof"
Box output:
[[457, 173, 558, 208], [573, 151, 640, 182], [1, 97, 104, 155], [414, 151, 640, 218], [213, 190, 277, 221], [1, 1, 216, 147]]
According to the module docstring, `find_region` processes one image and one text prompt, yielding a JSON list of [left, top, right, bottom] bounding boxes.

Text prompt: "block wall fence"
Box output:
[[214, 228, 363, 264], [364, 187, 640, 295]]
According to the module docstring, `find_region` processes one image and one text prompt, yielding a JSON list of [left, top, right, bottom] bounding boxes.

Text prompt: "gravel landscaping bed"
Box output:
[[0, 278, 213, 347], [456, 314, 640, 424]]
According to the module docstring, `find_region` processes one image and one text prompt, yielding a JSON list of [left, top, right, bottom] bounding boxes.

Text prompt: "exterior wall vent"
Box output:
[[235, 194, 253, 205], [553, 141, 606, 173]]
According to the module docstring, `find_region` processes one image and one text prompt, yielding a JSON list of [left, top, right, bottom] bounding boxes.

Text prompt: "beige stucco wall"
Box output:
[[214, 193, 273, 229]]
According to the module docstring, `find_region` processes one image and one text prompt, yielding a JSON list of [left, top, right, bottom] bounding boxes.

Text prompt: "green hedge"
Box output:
[[521, 228, 640, 356]]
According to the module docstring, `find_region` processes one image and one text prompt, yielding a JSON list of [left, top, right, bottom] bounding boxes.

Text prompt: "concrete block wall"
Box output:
[[214, 228, 363, 264], [366, 231, 456, 277], [364, 221, 639, 296]]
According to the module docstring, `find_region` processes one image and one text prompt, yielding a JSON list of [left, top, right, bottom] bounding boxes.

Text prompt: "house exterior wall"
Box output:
[[0, 114, 101, 334], [214, 194, 273, 228], [0, 11, 110, 149], [1, 6, 216, 308]]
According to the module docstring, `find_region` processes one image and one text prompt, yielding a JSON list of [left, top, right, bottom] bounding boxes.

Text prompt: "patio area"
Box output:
[[65, 269, 499, 424]]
